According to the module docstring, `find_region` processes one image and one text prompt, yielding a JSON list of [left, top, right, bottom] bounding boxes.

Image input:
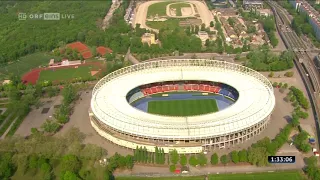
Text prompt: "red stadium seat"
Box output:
[[169, 85, 174, 91], [193, 85, 199, 91], [157, 86, 163, 92], [210, 86, 216, 93], [184, 85, 187, 90], [142, 89, 147, 96], [146, 88, 152, 94], [151, 87, 157, 94], [199, 84, 205, 91], [163, 85, 169, 92], [174, 85, 178, 90], [204, 85, 210, 92], [186, 84, 191, 90]]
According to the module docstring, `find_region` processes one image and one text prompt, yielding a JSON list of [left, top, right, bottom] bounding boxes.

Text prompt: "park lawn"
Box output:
[[146, 19, 180, 30], [0, 52, 62, 80], [147, 1, 174, 17], [148, 99, 218, 116], [170, 2, 191, 16], [116, 171, 304, 180], [38, 65, 94, 82]]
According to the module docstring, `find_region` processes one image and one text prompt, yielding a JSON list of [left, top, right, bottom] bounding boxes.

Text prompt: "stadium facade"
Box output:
[[89, 59, 275, 154]]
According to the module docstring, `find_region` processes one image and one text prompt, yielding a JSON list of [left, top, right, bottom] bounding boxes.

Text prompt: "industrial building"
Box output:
[[243, 0, 263, 10]]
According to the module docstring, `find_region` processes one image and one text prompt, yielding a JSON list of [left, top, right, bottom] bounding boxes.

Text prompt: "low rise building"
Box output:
[[243, 0, 263, 10], [141, 33, 157, 46], [197, 31, 209, 44], [215, 8, 238, 16], [224, 25, 238, 40], [258, 9, 271, 17]]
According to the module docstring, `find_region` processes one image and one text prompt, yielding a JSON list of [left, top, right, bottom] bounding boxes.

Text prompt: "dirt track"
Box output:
[[133, 0, 214, 31]]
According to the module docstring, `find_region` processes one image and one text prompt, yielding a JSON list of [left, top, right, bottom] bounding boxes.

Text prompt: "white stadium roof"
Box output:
[[91, 59, 275, 140]]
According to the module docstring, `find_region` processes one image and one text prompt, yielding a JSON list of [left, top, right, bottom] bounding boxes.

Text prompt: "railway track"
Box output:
[[269, 0, 320, 148]]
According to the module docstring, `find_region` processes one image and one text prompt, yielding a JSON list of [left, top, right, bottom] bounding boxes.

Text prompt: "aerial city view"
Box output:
[[1, 0, 320, 179]]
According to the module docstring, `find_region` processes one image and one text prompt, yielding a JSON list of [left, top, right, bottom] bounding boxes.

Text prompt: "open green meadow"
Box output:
[[148, 99, 218, 116], [0, 53, 61, 80], [147, 1, 173, 17], [170, 2, 191, 16], [146, 19, 181, 30], [38, 65, 95, 82], [116, 171, 304, 180]]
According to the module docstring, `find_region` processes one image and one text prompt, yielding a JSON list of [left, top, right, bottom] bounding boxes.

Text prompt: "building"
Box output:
[[141, 33, 157, 46], [258, 9, 271, 17], [243, 0, 263, 10], [298, 1, 320, 40], [216, 8, 238, 16], [224, 25, 238, 40], [89, 59, 275, 153], [197, 31, 209, 44]]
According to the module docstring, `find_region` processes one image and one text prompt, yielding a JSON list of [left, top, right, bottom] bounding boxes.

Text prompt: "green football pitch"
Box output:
[[147, 99, 218, 116], [38, 65, 94, 82]]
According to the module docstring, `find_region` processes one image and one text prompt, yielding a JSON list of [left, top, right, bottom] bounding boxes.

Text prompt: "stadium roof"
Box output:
[[91, 59, 275, 140]]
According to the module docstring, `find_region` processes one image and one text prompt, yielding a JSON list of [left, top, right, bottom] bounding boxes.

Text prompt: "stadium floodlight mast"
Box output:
[[89, 59, 275, 154]]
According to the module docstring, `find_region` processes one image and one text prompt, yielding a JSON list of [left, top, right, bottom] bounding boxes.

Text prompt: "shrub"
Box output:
[[268, 72, 274, 77], [284, 71, 294, 77], [279, 88, 285, 93], [169, 164, 176, 172], [272, 82, 278, 87]]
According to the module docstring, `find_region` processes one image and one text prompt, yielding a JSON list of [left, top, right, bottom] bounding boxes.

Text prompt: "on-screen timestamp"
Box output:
[[268, 156, 295, 164]]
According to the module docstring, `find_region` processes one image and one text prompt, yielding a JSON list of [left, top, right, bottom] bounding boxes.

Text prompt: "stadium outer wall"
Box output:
[[89, 59, 275, 154]]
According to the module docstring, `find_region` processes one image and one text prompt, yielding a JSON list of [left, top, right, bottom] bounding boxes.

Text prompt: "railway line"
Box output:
[[268, 0, 320, 148]]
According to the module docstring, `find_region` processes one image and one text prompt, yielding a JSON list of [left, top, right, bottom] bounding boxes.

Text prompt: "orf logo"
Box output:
[[18, 13, 27, 20]]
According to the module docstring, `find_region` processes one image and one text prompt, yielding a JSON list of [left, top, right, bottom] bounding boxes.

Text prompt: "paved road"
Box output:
[[102, 1, 121, 30]]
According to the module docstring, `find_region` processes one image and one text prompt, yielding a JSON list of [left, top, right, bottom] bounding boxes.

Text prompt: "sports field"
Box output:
[[148, 99, 218, 116], [0, 52, 61, 80], [38, 65, 94, 82], [116, 171, 304, 180]]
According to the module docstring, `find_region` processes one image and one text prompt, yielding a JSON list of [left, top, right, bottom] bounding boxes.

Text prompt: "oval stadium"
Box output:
[[89, 59, 276, 154]]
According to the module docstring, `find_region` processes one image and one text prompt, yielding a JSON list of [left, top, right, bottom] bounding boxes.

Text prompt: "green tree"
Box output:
[[189, 155, 198, 167], [238, 149, 248, 162], [197, 153, 207, 166], [180, 154, 187, 166], [41, 119, 61, 133], [61, 155, 81, 174], [211, 153, 219, 165], [170, 149, 179, 165], [247, 147, 269, 166], [169, 164, 176, 172], [210, 21, 214, 27], [231, 151, 239, 164], [220, 155, 229, 165]]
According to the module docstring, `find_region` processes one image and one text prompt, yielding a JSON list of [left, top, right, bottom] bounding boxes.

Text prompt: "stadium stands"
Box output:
[[127, 81, 239, 102]]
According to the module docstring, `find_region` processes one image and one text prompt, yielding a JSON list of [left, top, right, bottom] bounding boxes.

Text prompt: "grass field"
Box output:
[[116, 171, 304, 180], [146, 18, 181, 30], [170, 2, 191, 16], [148, 99, 218, 116], [38, 65, 95, 82], [0, 53, 62, 80], [147, 1, 174, 17]]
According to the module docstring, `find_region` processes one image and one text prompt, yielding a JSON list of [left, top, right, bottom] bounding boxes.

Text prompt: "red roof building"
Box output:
[[96, 46, 113, 56]]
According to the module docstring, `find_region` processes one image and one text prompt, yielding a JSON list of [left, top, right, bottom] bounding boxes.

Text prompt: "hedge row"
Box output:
[[6, 113, 29, 137], [0, 113, 18, 137]]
